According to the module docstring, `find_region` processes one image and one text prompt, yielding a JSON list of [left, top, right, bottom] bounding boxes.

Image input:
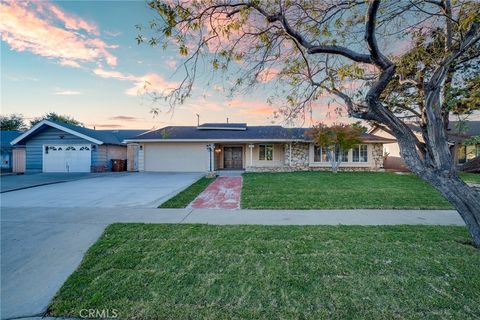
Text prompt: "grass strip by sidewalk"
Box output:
[[49, 224, 479, 319], [159, 177, 215, 208]]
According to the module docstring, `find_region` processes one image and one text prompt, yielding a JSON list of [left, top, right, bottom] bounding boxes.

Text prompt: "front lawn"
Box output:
[[242, 172, 452, 209], [159, 177, 215, 208], [49, 224, 479, 319], [460, 172, 480, 184]]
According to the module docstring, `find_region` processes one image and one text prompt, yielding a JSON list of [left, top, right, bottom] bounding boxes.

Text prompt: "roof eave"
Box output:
[[10, 120, 104, 146]]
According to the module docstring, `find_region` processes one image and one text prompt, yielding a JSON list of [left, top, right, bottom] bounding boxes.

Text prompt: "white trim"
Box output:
[[11, 120, 103, 145]]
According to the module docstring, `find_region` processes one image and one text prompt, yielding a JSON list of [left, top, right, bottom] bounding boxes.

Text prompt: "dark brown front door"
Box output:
[[224, 147, 243, 169]]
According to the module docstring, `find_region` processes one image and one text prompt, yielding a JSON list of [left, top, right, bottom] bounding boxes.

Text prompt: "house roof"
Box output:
[[448, 121, 480, 136], [11, 120, 146, 146], [1, 130, 22, 149], [197, 123, 247, 130], [126, 125, 395, 143]]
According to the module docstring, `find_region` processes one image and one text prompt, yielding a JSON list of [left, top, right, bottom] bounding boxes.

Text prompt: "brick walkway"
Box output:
[[190, 176, 242, 209]]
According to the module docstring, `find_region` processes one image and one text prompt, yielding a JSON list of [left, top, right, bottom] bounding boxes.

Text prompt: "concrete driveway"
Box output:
[[1, 172, 203, 319], [1, 172, 110, 193], [1, 172, 203, 208]]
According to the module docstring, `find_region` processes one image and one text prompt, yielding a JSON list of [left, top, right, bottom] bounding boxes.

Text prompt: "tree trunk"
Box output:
[[423, 172, 480, 247]]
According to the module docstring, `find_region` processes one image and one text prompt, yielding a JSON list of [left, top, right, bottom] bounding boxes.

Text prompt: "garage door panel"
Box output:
[[43, 144, 91, 172], [144, 143, 207, 172]]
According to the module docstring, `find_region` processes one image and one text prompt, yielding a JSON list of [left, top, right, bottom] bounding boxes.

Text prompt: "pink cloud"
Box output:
[[0, 1, 117, 67], [59, 59, 81, 68], [93, 68, 178, 96], [228, 99, 275, 116], [43, 2, 98, 35]]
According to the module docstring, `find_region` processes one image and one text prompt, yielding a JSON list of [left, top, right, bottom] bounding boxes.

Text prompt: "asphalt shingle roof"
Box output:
[[131, 125, 393, 143], [13, 120, 147, 146], [1, 131, 22, 148]]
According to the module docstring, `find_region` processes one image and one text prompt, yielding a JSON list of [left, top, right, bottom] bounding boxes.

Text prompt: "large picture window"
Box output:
[[314, 146, 329, 162], [259, 144, 273, 161], [314, 146, 348, 162], [352, 145, 368, 162], [335, 147, 349, 162]]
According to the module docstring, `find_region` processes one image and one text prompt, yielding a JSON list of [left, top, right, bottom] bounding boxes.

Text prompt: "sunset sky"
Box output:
[[0, 0, 353, 130]]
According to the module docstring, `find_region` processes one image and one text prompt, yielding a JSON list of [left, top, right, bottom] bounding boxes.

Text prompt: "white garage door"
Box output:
[[43, 144, 91, 172], [143, 143, 208, 172]]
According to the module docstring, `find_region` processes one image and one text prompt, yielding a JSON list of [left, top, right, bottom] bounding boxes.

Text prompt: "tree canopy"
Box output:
[[30, 112, 83, 127], [140, 0, 480, 247], [0, 114, 27, 131]]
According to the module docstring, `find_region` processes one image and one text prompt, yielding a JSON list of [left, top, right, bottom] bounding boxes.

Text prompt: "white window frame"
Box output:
[[259, 144, 274, 161], [352, 144, 368, 163]]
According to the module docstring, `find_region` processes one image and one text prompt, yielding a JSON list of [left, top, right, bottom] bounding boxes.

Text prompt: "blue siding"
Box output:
[[25, 127, 98, 172]]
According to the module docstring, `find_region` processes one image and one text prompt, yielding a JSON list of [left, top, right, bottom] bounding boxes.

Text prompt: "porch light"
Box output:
[[214, 148, 221, 153]]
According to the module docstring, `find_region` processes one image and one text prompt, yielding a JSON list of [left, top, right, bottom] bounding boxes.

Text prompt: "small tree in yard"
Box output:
[[140, 1, 480, 247], [309, 124, 362, 173]]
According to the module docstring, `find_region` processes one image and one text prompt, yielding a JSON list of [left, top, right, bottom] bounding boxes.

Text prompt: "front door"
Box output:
[[224, 147, 243, 169]]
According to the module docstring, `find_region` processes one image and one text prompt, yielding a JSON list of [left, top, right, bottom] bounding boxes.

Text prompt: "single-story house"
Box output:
[[10, 120, 146, 173], [124, 123, 395, 172], [1, 130, 22, 172], [370, 121, 480, 171]]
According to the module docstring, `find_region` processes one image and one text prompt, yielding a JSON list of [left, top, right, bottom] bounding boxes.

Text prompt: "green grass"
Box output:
[[49, 224, 480, 319], [159, 177, 215, 208], [241, 172, 453, 209], [460, 172, 480, 184]]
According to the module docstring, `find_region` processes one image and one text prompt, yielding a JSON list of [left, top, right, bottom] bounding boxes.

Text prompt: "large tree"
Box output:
[[140, 0, 480, 246]]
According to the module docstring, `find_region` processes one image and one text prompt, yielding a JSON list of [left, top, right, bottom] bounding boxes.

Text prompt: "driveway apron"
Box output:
[[190, 176, 242, 209]]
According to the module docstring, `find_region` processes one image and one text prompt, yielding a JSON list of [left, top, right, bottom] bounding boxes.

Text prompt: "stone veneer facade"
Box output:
[[245, 142, 384, 172]]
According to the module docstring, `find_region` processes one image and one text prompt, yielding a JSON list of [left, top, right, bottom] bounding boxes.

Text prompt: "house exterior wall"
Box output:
[[24, 127, 96, 172], [245, 143, 284, 169], [308, 143, 383, 171], [22, 127, 128, 172], [130, 141, 385, 173]]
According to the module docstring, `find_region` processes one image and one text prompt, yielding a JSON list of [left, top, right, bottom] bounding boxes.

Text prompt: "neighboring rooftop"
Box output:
[[448, 121, 480, 136], [1, 131, 22, 149], [11, 120, 147, 146]]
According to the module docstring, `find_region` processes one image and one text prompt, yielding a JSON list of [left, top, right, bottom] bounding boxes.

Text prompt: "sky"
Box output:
[[1, 0, 351, 130]]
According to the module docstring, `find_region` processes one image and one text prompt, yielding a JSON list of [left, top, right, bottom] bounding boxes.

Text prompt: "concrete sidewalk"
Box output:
[[1, 207, 464, 226], [1, 206, 464, 320]]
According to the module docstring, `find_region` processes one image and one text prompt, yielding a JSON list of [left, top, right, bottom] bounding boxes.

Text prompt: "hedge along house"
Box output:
[[124, 123, 395, 173], [10, 120, 146, 173]]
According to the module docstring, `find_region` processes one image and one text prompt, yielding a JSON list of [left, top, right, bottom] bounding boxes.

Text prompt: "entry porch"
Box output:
[[212, 143, 288, 171]]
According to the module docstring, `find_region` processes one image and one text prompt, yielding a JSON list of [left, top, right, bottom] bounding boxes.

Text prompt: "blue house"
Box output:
[[1, 130, 22, 172], [10, 120, 145, 173]]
